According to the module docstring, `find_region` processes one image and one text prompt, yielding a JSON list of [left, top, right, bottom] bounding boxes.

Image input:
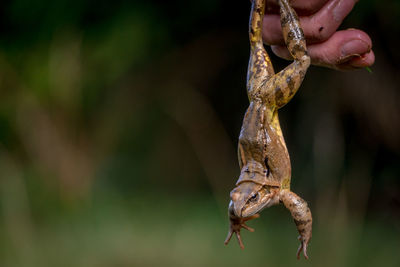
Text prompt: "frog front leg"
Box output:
[[260, 0, 310, 107], [225, 184, 281, 248], [280, 189, 312, 259], [224, 201, 260, 249]]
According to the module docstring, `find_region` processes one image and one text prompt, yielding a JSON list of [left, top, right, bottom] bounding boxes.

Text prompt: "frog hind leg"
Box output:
[[279, 189, 312, 259], [260, 0, 310, 107], [247, 0, 275, 98]]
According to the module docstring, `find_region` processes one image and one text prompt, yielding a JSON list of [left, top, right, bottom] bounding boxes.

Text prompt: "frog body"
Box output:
[[224, 0, 312, 259]]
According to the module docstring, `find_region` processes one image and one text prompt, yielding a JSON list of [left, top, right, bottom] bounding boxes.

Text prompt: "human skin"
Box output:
[[262, 0, 374, 70]]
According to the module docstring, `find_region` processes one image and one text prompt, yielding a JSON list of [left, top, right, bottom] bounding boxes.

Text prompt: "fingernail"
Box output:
[[349, 50, 375, 68], [332, 0, 345, 22], [341, 39, 370, 57]]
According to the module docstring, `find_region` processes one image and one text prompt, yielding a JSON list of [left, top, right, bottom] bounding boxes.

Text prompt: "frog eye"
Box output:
[[249, 193, 259, 202]]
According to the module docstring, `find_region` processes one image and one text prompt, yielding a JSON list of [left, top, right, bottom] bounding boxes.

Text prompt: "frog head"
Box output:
[[229, 161, 279, 217]]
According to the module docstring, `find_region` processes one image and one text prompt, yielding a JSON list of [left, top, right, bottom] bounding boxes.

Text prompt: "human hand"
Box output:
[[263, 0, 374, 70]]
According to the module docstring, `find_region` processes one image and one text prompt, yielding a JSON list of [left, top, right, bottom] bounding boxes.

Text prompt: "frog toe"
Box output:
[[296, 236, 309, 260], [224, 229, 234, 245]]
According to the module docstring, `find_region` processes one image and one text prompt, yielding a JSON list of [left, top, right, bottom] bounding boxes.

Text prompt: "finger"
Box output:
[[263, 0, 356, 45], [224, 230, 233, 245], [243, 213, 260, 221], [241, 223, 255, 232], [303, 242, 309, 260], [271, 29, 374, 70], [296, 243, 303, 260], [266, 0, 330, 16], [235, 231, 245, 249]]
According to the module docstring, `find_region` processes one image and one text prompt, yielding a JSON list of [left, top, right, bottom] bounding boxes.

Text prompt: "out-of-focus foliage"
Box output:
[[0, 0, 399, 266]]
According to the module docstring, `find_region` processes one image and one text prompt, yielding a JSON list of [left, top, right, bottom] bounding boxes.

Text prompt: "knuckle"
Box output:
[[307, 20, 332, 42]]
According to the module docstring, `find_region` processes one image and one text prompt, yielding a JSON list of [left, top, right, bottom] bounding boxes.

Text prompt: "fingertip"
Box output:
[[271, 45, 291, 60], [340, 39, 371, 60], [346, 28, 373, 44], [336, 50, 375, 70], [348, 49, 375, 68]]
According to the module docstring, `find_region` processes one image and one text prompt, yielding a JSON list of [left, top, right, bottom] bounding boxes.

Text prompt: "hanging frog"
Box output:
[[224, 0, 312, 259]]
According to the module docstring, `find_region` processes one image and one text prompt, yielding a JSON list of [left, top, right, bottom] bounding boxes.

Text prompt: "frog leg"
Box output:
[[260, 0, 310, 108], [247, 0, 275, 97], [224, 203, 260, 249], [280, 189, 312, 259]]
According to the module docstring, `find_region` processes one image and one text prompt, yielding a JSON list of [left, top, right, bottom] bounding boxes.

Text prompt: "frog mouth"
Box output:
[[240, 197, 272, 217], [230, 196, 270, 218]]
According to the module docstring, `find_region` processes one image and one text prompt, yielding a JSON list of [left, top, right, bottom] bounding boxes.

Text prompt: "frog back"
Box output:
[[263, 113, 292, 189], [238, 101, 266, 166]]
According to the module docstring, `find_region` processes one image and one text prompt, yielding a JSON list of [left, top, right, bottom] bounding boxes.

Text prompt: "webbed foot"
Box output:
[[224, 214, 259, 249]]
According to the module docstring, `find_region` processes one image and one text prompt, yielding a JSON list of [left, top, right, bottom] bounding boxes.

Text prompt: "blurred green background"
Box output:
[[0, 0, 399, 266]]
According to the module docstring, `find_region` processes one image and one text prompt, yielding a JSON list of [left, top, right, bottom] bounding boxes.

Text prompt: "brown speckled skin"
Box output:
[[224, 0, 312, 259]]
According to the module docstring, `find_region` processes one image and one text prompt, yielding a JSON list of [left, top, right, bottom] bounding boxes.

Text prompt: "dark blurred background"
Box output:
[[0, 0, 399, 266]]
